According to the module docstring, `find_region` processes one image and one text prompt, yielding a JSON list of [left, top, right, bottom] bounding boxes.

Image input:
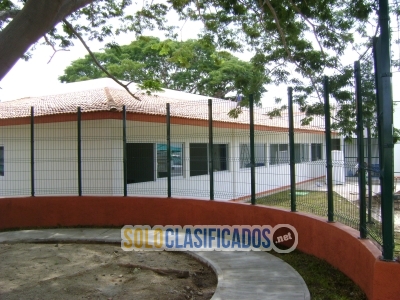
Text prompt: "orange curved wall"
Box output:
[[0, 196, 398, 300]]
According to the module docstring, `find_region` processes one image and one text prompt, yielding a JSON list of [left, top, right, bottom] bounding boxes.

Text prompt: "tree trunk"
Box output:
[[0, 0, 93, 80]]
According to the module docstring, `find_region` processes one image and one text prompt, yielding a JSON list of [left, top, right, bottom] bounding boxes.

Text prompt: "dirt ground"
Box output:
[[0, 243, 217, 300]]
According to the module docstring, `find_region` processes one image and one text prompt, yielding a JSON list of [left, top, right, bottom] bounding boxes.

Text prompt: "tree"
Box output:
[[59, 36, 268, 100], [0, 0, 96, 79], [0, 0, 398, 137]]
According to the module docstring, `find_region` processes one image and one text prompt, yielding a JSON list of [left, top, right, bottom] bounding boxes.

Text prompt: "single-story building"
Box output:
[[0, 78, 340, 200]]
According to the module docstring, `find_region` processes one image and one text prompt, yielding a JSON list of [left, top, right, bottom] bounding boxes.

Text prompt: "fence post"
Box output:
[[373, 37, 384, 188], [77, 107, 82, 196], [324, 77, 334, 222], [123, 105, 127, 197], [373, 36, 395, 259], [377, 0, 395, 260], [367, 126, 373, 223], [288, 87, 296, 212], [208, 100, 214, 200], [355, 60, 367, 239], [167, 103, 172, 198], [30, 106, 35, 197], [249, 94, 256, 205]]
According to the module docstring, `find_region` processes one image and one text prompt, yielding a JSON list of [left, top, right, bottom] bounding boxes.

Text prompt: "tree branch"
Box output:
[[43, 34, 69, 63], [63, 18, 141, 101], [0, 0, 95, 80], [261, 0, 292, 59], [0, 9, 20, 21], [259, 0, 323, 102], [357, 25, 379, 60], [286, 0, 325, 56]]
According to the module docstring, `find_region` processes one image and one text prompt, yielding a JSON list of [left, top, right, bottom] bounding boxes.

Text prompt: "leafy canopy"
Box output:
[[59, 36, 268, 101]]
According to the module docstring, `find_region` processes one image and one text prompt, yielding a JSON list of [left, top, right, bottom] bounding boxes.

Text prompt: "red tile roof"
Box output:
[[0, 86, 326, 132]]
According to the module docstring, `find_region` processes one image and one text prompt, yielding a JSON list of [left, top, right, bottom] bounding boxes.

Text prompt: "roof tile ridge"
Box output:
[[104, 87, 119, 111]]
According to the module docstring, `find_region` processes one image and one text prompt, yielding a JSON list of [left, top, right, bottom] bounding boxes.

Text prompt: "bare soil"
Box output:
[[0, 243, 217, 300]]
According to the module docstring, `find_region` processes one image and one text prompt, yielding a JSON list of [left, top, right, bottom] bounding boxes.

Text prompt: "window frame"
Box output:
[[332, 139, 341, 151], [239, 143, 266, 168], [212, 144, 229, 172], [311, 143, 323, 161], [269, 144, 289, 166], [189, 143, 229, 176], [156, 143, 184, 179], [294, 143, 309, 163]]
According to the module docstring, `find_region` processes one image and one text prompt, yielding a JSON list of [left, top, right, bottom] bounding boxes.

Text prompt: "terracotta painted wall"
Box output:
[[0, 196, 399, 300]]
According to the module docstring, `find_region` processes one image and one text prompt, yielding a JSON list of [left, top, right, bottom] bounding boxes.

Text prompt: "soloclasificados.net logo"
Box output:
[[121, 225, 298, 253]]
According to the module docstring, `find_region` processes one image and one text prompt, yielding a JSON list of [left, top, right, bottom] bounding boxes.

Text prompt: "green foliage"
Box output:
[[167, 0, 381, 138], [266, 106, 287, 119], [59, 36, 269, 101], [0, 0, 18, 28], [394, 128, 400, 144], [2, 0, 399, 139], [227, 106, 242, 118]]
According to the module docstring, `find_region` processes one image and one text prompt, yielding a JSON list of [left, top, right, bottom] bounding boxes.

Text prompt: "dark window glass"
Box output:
[[190, 143, 208, 176], [311, 143, 322, 161], [213, 144, 228, 171], [270, 144, 289, 165], [127, 143, 154, 183]]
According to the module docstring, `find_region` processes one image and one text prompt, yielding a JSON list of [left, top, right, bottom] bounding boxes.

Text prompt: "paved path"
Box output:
[[0, 228, 310, 300]]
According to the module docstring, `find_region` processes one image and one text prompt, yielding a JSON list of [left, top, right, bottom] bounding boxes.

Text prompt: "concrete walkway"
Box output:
[[0, 228, 310, 300]]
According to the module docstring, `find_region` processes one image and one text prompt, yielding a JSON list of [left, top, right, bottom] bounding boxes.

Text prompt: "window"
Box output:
[[127, 143, 155, 183], [189, 143, 229, 176], [213, 144, 228, 171], [157, 143, 183, 178], [294, 144, 309, 163], [240, 144, 265, 168], [0, 146, 3, 176], [332, 139, 341, 150], [270, 144, 289, 165], [311, 143, 322, 161], [190, 143, 208, 176]]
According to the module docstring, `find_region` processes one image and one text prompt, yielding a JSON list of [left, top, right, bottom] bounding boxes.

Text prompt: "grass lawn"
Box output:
[[270, 249, 367, 300], [256, 190, 399, 257], [257, 189, 399, 298], [256, 190, 359, 228]]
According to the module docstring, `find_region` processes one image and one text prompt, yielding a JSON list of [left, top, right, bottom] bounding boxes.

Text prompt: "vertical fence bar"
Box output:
[[123, 105, 127, 197], [288, 87, 296, 212], [208, 100, 214, 200], [249, 94, 256, 205], [355, 60, 367, 239], [373, 37, 385, 197], [167, 103, 172, 198], [367, 126, 373, 223], [373, 37, 383, 169], [373, 36, 395, 258], [373, 37, 385, 230], [324, 77, 334, 222], [30, 106, 35, 197], [77, 107, 82, 196], [378, 0, 395, 260]]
